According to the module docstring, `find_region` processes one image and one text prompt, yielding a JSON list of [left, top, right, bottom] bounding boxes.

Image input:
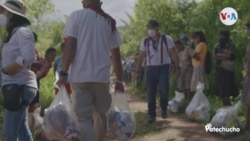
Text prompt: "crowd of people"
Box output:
[[121, 57, 146, 87], [0, 0, 249, 141]]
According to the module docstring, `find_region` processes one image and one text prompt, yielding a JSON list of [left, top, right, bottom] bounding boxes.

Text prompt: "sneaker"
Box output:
[[148, 117, 156, 124], [161, 111, 167, 119]]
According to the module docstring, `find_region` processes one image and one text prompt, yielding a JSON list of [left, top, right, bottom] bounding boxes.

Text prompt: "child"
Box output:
[[30, 47, 57, 112], [53, 42, 71, 95], [175, 40, 193, 100], [29, 47, 56, 138]]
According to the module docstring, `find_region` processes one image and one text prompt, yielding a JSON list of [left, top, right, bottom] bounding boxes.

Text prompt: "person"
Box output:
[[180, 34, 195, 49], [56, 0, 124, 140], [29, 47, 57, 112], [241, 21, 250, 130], [0, 0, 37, 140], [125, 59, 132, 84], [175, 40, 193, 100], [213, 29, 238, 106], [190, 30, 208, 92], [136, 19, 180, 123], [53, 42, 71, 95]]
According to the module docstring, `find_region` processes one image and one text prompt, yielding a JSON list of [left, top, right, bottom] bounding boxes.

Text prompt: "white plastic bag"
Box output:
[[210, 101, 242, 136], [186, 82, 211, 121], [168, 91, 185, 113], [44, 86, 79, 141], [107, 89, 136, 141], [32, 107, 50, 141]]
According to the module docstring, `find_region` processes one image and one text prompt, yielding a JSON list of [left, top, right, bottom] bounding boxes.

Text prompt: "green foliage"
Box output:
[[23, 0, 55, 31]]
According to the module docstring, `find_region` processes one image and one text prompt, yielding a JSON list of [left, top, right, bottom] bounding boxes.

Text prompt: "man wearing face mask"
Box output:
[[136, 20, 180, 123], [57, 0, 124, 141], [213, 29, 238, 106]]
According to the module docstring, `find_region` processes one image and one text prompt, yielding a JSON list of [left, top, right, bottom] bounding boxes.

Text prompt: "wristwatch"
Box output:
[[59, 71, 68, 77]]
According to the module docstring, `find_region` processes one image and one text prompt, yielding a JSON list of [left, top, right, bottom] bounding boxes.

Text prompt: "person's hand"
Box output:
[[56, 76, 68, 87], [115, 81, 124, 93]]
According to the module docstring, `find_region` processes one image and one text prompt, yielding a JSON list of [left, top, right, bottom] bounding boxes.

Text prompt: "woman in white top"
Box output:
[[0, 1, 37, 140]]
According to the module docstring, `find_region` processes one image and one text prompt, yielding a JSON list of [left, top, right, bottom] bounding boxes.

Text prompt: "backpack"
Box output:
[[204, 51, 212, 74]]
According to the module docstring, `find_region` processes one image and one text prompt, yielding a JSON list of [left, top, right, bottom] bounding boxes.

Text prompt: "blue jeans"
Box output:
[[2, 85, 37, 141], [146, 64, 170, 118]]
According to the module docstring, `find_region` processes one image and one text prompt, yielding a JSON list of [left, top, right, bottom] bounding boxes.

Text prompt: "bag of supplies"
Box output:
[[186, 82, 211, 121], [44, 86, 79, 141], [107, 90, 136, 141], [210, 101, 242, 136], [168, 91, 185, 113]]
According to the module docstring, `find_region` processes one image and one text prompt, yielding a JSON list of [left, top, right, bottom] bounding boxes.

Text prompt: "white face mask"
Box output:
[[0, 14, 7, 27], [148, 29, 156, 37]]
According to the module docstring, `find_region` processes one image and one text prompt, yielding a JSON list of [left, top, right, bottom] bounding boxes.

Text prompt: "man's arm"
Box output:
[[61, 37, 77, 73], [136, 51, 146, 73], [110, 47, 123, 82], [2, 63, 22, 76]]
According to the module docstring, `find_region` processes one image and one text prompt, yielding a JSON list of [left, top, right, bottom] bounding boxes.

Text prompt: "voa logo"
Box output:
[[220, 7, 238, 26]]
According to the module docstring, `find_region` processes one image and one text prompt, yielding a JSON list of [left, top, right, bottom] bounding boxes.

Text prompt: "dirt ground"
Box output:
[[108, 87, 245, 141]]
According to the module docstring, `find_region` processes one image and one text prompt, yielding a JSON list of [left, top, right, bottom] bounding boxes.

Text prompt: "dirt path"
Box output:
[[113, 87, 244, 141]]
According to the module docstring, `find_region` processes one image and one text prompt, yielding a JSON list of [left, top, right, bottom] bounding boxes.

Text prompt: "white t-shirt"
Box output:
[[140, 34, 174, 66], [64, 9, 122, 83]]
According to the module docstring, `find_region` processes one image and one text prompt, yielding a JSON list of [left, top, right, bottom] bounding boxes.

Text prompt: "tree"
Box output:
[[121, 0, 188, 57], [23, 0, 55, 32]]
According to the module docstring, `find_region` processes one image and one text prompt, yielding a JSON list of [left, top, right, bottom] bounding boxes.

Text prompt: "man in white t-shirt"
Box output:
[[57, 0, 124, 140], [136, 20, 180, 123]]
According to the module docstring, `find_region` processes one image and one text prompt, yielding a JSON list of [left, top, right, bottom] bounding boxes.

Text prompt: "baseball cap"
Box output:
[[147, 19, 160, 27]]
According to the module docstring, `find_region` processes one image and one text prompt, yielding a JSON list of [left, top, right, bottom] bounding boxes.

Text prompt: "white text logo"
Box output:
[[205, 123, 240, 133]]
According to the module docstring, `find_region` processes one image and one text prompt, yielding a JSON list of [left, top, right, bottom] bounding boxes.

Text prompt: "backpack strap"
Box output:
[[144, 38, 151, 65], [161, 34, 169, 64]]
